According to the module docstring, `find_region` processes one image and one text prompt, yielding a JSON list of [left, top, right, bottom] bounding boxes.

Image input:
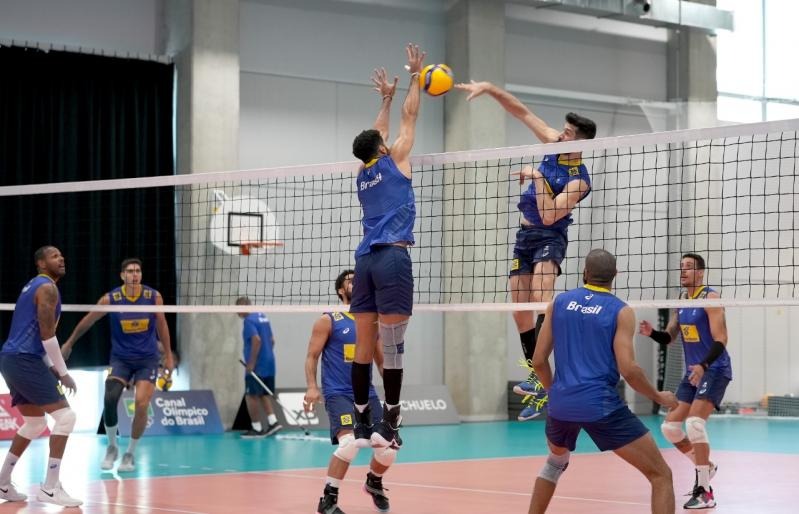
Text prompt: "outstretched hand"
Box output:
[[454, 80, 491, 101], [405, 43, 426, 75], [371, 67, 398, 99]]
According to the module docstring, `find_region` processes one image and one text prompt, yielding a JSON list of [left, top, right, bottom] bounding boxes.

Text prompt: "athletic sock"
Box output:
[[106, 425, 118, 447], [0, 453, 19, 485], [267, 414, 277, 426], [325, 477, 340, 488], [127, 438, 139, 454], [696, 465, 710, 489], [44, 458, 61, 489], [519, 328, 535, 361], [252, 421, 263, 431], [383, 369, 403, 406], [352, 362, 372, 406]]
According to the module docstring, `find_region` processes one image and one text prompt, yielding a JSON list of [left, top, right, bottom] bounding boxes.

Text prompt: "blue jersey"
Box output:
[[549, 285, 627, 422], [677, 286, 732, 379], [242, 313, 276, 377], [355, 155, 415, 258], [2, 275, 61, 356], [518, 154, 591, 236], [108, 285, 160, 360], [321, 312, 377, 400]]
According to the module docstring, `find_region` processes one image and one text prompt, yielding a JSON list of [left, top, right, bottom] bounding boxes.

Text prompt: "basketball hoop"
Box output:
[[239, 241, 285, 255]]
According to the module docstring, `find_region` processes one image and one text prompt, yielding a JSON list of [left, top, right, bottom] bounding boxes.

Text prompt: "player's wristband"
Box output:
[[648, 330, 672, 345], [699, 340, 726, 370]]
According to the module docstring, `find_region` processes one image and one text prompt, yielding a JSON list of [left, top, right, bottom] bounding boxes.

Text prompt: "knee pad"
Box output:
[[661, 421, 686, 444], [379, 320, 408, 370], [373, 446, 397, 467], [104, 379, 126, 426], [333, 433, 360, 463], [538, 451, 570, 484], [686, 416, 709, 444], [50, 408, 77, 436], [17, 416, 48, 440]]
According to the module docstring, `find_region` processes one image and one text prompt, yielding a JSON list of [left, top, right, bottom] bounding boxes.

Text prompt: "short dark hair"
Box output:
[[565, 112, 597, 140], [120, 258, 142, 272], [681, 253, 706, 270], [34, 245, 54, 266], [236, 296, 251, 306], [335, 269, 354, 301], [584, 248, 617, 285], [352, 129, 384, 163]]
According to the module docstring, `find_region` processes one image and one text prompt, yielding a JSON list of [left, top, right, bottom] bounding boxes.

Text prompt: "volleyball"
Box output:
[[420, 64, 454, 96]]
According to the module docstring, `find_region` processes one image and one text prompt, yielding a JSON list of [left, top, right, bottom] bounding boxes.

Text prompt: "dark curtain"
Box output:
[[0, 46, 176, 367]]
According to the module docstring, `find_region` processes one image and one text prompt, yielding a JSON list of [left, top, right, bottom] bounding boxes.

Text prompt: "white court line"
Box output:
[[83, 500, 209, 514], [262, 471, 650, 507]]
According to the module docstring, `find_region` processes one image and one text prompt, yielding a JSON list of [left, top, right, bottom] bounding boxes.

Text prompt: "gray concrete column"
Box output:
[[163, 0, 243, 428], [443, 0, 508, 420], [667, 0, 718, 129]]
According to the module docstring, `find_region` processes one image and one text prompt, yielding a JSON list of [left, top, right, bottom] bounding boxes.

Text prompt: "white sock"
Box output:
[[0, 453, 20, 485], [369, 468, 383, 478], [106, 425, 118, 447], [252, 421, 263, 431], [44, 458, 61, 489], [267, 414, 277, 425], [354, 404, 367, 413], [326, 476, 340, 488], [696, 465, 710, 489], [385, 403, 399, 411], [127, 438, 139, 454]]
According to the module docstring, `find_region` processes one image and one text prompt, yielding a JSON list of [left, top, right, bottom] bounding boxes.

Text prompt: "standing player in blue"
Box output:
[[529, 249, 677, 514], [454, 80, 595, 421], [61, 257, 174, 472], [0, 246, 82, 507], [304, 270, 395, 514], [639, 252, 731, 509], [349, 44, 425, 449], [235, 297, 282, 438]]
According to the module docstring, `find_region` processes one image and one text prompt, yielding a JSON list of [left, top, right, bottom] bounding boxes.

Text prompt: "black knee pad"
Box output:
[[103, 379, 126, 427]]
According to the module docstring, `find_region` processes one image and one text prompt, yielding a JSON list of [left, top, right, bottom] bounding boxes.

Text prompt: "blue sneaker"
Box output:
[[518, 404, 542, 421], [513, 380, 544, 396]]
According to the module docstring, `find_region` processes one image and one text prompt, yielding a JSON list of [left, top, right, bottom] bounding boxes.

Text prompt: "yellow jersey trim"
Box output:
[[689, 286, 707, 299], [121, 285, 142, 303], [36, 273, 55, 283], [363, 157, 380, 168], [584, 284, 611, 293], [342, 312, 355, 321], [558, 156, 583, 166]]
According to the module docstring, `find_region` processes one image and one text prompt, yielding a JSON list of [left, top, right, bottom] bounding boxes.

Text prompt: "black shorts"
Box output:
[[546, 406, 649, 452], [0, 353, 66, 407], [350, 245, 413, 315], [509, 226, 567, 276]]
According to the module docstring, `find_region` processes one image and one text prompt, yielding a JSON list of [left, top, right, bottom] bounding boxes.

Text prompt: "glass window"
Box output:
[[717, 95, 763, 123], [764, 0, 799, 100], [717, 0, 764, 97], [766, 102, 799, 121]]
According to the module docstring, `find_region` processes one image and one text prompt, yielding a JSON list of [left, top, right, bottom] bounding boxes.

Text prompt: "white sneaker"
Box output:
[[117, 452, 135, 472], [37, 482, 82, 507], [0, 482, 27, 502], [101, 445, 119, 470]]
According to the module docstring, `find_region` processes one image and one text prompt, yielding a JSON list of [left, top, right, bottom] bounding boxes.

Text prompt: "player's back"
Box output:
[[355, 155, 415, 257], [549, 285, 626, 422], [321, 312, 377, 400], [108, 285, 159, 360], [2, 275, 61, 356]]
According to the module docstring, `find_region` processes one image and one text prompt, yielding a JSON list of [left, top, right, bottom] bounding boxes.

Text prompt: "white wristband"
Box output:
[[42, 336, 68, 377]]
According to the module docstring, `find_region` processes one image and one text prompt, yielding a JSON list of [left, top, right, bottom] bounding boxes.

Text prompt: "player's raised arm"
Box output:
[[371, 67, 398, 143], [390, 43, 425, 176]]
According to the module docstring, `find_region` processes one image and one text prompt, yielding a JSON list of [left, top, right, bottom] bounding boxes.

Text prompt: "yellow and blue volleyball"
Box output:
[[420, 64, 453, 96]]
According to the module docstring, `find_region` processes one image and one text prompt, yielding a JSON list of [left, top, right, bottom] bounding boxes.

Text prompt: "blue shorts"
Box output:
[[546, 406, 649, 452], [325, 395, 382, 444], [108, 356, 160, 385], [509, 226, 567, 276], [350, 245, 413, 315], [245, 374, 275, 396], [0, 353, 66, 407], [676, 368, 730, 410]]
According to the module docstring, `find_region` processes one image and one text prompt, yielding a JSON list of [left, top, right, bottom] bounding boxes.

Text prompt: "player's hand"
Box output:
[[454, 80, 490, 101], [59, 373, 77, 395], [60, 342, 73, 360], [372, 67, 398, 100], [656, 391, 678, 410], [688, 364, 705, 387], [510, 165, 535, 185], [639, 320, 654, 337], [405, 43, 426, 76], [245, 362, 255, 374], [163, 354, 175, 375], [303, 387, 321, 413]]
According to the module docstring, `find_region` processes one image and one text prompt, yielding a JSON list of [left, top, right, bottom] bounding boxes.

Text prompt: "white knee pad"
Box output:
[[661, 421, 686, 444], [373, 446, 397, 467], [538, 451, 570, 484], [50, 408, 77, 436], [379, 320, 408, 370], [17, 416, 48, 440], [333, 433, 360, 463], [686, 416, 709, 445]]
